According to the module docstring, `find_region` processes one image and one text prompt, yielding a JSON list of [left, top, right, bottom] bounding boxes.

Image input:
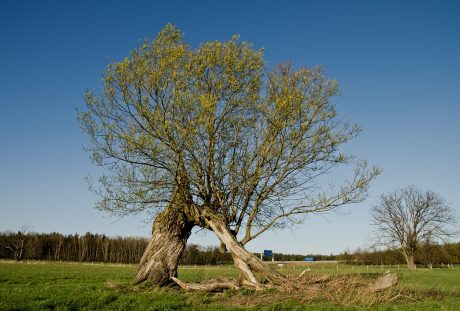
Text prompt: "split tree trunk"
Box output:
[[133, 203, 285, 288], [200, 208, 285, 286], [133, 204, 194, 286]]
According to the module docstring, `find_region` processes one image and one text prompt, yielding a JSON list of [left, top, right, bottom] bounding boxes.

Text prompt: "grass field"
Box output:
[[1, 261, 460, 310]]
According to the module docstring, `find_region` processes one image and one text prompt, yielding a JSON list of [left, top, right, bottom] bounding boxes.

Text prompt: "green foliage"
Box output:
[[79, 24, 380, 242]]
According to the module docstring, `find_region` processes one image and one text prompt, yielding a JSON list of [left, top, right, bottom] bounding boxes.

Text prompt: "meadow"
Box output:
[[1, 260, 459, 310]]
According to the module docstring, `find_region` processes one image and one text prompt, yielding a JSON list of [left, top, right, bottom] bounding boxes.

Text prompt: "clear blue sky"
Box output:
[[1, 0, 459, 255]]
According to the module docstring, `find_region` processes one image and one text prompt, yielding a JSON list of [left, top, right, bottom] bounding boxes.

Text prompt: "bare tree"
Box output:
[[3, 226, 31, 261], [370, 186, 457, 269], [79, 24, 380, 287]]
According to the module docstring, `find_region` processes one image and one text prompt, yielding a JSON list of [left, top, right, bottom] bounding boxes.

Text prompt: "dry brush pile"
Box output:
[[168, 271, 401, 307]]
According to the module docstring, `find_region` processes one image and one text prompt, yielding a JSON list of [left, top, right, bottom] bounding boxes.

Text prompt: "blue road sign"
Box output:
[[264, 250, 273, 257]]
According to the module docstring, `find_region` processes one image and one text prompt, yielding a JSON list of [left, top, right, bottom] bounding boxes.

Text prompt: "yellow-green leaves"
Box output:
[[199, 93, 217, 113], [79, 24, 379, 234]]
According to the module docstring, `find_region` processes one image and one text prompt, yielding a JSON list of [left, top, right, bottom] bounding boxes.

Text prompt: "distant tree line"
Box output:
[[1, 231, 459, 267], [337, 242, 460, 267], [0, 231, 147, 263], [181, 247, 337, 265], [0, 231, 325, 265]]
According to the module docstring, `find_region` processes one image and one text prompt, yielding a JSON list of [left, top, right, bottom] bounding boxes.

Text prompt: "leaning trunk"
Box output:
[[133, 205, 194, 286], [404, 254, 416, 270], [200, 208, 285, 285]]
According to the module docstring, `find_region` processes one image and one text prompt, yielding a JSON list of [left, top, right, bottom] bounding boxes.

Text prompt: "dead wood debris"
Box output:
[[170, 270, 400, 306], [368, 271, 398, 292], [218, 273, 401, 307], [172, 277, 239, 292]]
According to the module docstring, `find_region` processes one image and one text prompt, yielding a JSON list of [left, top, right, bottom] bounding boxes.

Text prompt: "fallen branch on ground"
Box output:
[[171, 277, 239, 292], [368, 271, 398, 292], [170, 270, 399, 297]]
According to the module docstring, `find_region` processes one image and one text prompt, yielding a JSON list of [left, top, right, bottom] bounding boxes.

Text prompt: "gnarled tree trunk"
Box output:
[[404, 254, 416, 270], [133, 204, 194, 286], [133, 202, 285, 288], [200, 208, 285, 286]]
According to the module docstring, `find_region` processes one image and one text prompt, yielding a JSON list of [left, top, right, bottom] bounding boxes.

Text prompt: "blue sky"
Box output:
[[1, 0, 459, 254]]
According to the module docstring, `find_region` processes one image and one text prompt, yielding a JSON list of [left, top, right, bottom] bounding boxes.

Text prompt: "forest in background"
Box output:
[[1, 231, 459, 266]]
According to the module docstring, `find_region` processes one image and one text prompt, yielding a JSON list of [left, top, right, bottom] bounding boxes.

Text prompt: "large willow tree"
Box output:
[[79, 24, 380, 287]]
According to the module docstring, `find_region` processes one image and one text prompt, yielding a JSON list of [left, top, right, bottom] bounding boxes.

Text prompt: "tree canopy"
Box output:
[[79, 24, 379, 242], [79, 24, 380, 286]]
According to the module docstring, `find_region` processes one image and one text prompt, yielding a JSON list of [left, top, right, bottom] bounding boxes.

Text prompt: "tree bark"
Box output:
[[200, 208, 285, 285], [404, 254, 416, 270], [133, 204, 194, 286], [172, 277, 239, 292], [133, 203, 285, 287], [368, 271, 398, 292]]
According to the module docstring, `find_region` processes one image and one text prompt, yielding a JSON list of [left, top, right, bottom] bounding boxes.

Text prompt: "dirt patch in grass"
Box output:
[[104, 280, 121, 291]]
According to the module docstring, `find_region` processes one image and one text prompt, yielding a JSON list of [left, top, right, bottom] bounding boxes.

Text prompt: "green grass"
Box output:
[[268, 262, 460, 292], [0, 261, 459, 310]]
